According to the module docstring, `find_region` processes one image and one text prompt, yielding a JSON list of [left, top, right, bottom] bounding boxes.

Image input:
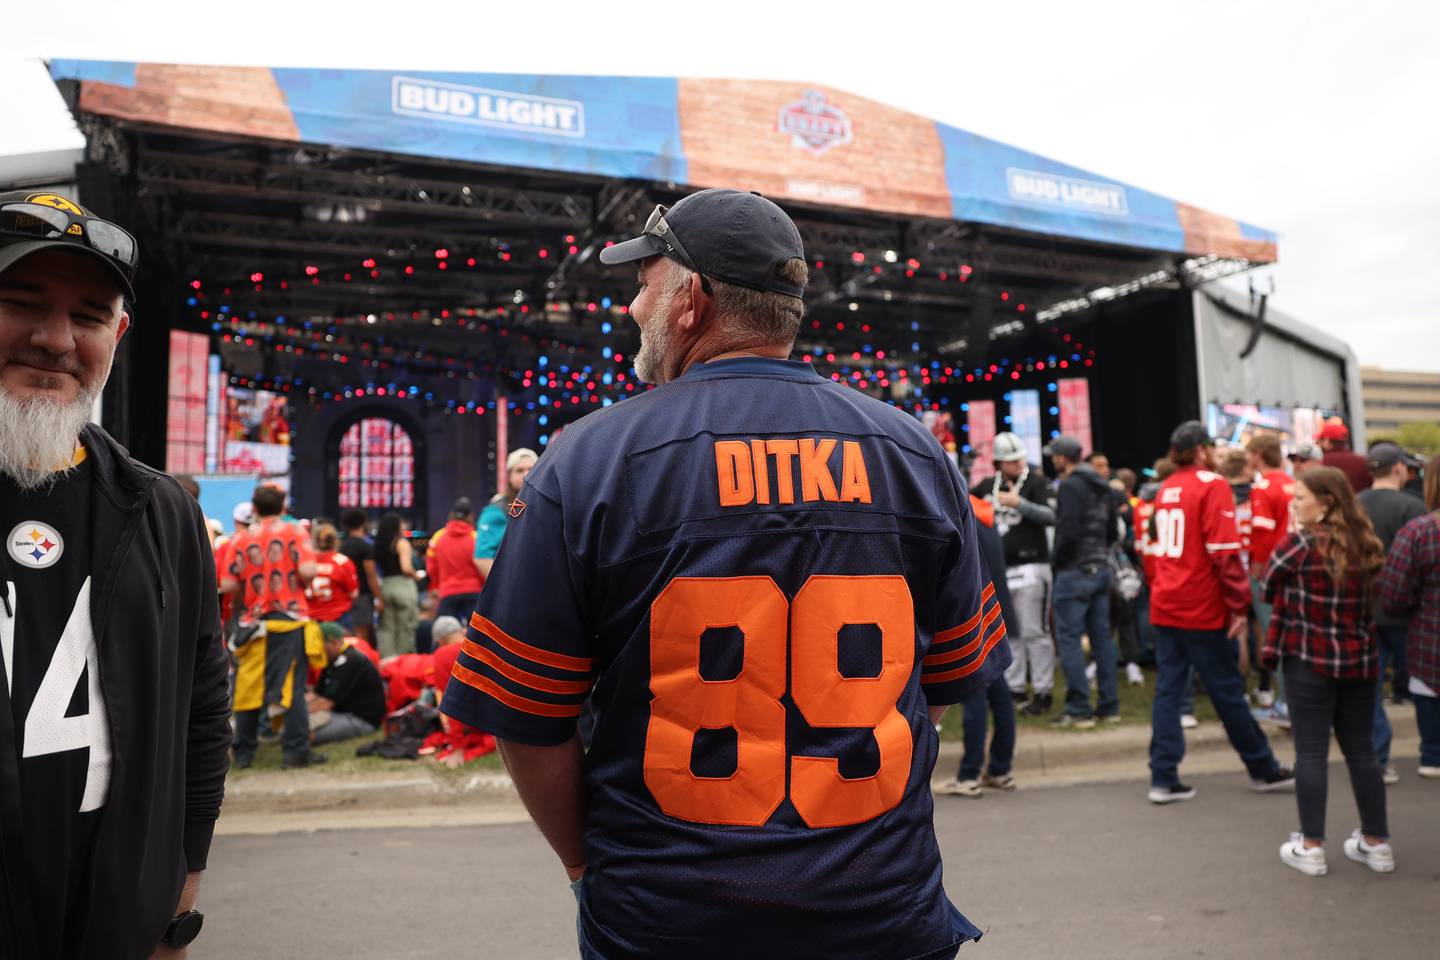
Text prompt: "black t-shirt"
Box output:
[[339, 535, 374, 596], [974, 469, 1054, 566], [1358, 488, 1426, 626], [1, 453, 106, 958], [316, 646, 386, 727]]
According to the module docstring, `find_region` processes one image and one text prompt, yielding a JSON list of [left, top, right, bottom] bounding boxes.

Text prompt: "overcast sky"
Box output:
[[9, 0, 1438, 370]]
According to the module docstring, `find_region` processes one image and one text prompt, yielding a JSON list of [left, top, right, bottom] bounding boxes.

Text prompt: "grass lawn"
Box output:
[[228, 729, 506, 781]]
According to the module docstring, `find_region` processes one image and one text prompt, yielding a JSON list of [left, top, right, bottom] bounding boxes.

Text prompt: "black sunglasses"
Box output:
[[643, 205, 712, 295], [0, 202, 139, 280]]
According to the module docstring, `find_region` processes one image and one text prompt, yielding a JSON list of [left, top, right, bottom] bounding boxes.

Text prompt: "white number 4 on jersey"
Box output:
[[0, 578, 111, 812]]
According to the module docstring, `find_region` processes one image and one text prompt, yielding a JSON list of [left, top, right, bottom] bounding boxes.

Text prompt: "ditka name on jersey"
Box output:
[[714, 437, 872, 507]]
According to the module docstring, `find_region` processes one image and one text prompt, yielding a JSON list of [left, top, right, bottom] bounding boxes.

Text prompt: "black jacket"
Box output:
[[0, 424, 231, 959], [1052, 464, 1118, 571]]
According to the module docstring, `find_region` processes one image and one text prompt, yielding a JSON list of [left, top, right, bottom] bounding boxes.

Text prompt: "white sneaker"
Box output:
[[1342, 830, 1395, 873], [1126, 662, 1145, 686], [1279, 834, 1328, 877], [1180, 714, 1199, 729], [1419, 765, 1440, 779], [1255, 690, 1275, 708], [1383, 766, 1400, 786], [933, 778, 982, 798]]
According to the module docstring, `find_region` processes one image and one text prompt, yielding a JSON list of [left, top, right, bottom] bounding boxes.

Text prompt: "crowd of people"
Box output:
[[199, 447, 539, 770], [935, 418, 1440, 877]]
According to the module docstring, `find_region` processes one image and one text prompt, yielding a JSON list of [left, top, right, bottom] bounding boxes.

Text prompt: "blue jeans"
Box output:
[[233, 658, 312, 764], [1133, 585, 1157, 666], [958, 672, 1016, 780], [1150, 625, 1281, 788], [437, 591, 481, 625], [1414, 693, 1440, 767], [1373, 626, 1406, 765], [1053, 566, 1118, 719]]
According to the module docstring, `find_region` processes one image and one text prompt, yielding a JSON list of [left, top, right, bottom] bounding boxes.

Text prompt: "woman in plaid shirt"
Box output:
[[1377, 453, 1440, 780], [1261, 467, 1393, 876]]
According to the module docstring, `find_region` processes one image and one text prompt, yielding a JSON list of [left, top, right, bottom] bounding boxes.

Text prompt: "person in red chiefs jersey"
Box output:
[[1248, 433, 1295, 714], [305, 523, 360, 626], [1147, 421, 1294, 804]]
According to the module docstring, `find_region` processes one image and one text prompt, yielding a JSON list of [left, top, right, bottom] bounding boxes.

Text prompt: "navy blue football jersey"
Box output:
[[442, 357, 1008, 960]]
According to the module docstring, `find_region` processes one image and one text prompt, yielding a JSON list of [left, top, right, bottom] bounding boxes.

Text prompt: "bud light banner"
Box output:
[[48, 60, 1277, 262]]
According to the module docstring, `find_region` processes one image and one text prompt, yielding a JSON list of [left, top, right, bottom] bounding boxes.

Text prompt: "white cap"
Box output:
[[506, 448, 538, 470], [232, 502, 255, 525], [992, 432, 1028, 463]]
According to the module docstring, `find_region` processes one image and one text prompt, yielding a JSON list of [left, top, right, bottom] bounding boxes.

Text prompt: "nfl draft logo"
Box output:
[[777, 90, 853, 155]]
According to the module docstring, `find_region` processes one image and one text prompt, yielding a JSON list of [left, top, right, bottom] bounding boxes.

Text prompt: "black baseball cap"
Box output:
[[450, 496, 475, 518], [0, 190, 138, 301], [1169, 421, 1214, 453], [1367, 442, 1405, 472], [599, 189, 806, 298], [1043, 436, 1084, 461]]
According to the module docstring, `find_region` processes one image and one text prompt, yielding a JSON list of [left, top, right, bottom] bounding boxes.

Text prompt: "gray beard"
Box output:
[[0, 389, 95, 491], [633, 310, 676, 386]]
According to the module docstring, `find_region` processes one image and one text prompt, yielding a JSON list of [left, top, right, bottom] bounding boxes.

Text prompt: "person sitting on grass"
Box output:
[[308, 623, 387, 746]]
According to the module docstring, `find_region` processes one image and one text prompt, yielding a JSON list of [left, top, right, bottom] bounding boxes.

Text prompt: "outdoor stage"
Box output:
[[15, 60, 1359, 527]]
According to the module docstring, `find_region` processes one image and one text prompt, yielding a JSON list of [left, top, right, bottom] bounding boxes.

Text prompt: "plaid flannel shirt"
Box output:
[[1261, 529, 1377, 680], [1376, 511, 1440, 690]]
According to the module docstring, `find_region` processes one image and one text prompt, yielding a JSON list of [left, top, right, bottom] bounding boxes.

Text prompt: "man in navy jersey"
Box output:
[[442, 189, 1008, 959], [0, 191, 230, 957]]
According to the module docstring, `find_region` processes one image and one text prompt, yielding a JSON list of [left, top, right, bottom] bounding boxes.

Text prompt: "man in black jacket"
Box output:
[[0, 191, 230, 958], [973, 431, 1057, 714], [1044, 435, 1120, 727]]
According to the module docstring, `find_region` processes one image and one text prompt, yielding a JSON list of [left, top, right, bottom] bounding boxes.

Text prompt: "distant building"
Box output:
[[1362, 366, 1440, 436]]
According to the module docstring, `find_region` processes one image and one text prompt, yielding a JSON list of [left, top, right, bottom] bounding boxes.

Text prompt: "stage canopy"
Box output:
[[48, 60, 1275, 263]]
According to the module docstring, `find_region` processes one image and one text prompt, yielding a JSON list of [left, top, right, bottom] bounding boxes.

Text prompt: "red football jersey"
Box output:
[[1148, 464, 1250, 630], [306, 550, 360, 623], [225, 518, 315, 622], [1134, 497, 1159, 585], [1249, 469, 1295, 572]]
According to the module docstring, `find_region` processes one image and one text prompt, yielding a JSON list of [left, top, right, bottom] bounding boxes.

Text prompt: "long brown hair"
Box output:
[[1425, 453, 1440, 513], [1297, 467, 1385, 585]]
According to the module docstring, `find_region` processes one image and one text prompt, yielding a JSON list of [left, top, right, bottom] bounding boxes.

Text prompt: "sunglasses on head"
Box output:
[[642, 205, 712, 295], [0, 202, 138, 281]]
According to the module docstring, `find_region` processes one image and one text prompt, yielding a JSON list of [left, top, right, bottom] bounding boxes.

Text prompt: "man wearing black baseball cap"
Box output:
[[443, 188, 1009, 957], [0, 191, 229, 957], [1359, 442, 1428, 757], [598, 188, 808, 385], [1145, 421, 1293, 803]]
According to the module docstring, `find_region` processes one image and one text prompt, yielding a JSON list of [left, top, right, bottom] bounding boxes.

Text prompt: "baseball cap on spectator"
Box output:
[[1043, 436, 1083, 461], [992, 432, 1028, 463], [319, 622, 346, 644], [599, 188, 806, 298], [451, 497, 475, 519], [431, 616, 465, 646], [1367, 442, 1405, 472], [1168, 420, 1214, 453], [1315, 421, 1350, 443], [0, 190, 139, 301], [1289, 441, 1323, 463], [506, 448, 538, 470], [1402, 449, 1425, 470], [232, 502, 255, 526]]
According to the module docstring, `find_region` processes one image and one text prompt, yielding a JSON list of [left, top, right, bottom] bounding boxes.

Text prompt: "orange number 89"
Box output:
[[643, 575, 914, 829]]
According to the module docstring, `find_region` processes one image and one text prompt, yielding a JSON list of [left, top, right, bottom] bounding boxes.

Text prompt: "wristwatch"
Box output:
[[161, 910, 205, 949]]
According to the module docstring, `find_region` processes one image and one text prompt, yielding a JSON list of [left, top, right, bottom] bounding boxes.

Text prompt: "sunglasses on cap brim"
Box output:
[[0, 202, 139, 280], [642, 205, 712, 295]]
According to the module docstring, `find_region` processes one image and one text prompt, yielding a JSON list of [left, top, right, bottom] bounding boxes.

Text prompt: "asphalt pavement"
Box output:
[[199, 761, 1438, 960]]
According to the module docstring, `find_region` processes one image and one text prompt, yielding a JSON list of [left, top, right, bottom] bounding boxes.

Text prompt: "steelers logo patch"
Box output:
[[25, 193, 88, 216], [8, 521, 65, 569]]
